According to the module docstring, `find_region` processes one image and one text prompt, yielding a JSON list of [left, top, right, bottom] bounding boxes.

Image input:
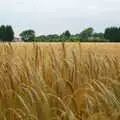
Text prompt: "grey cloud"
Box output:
[[0, 0, 120, 36]]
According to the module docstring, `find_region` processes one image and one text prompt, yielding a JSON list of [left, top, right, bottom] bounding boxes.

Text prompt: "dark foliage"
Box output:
[[104, 27, 120, 42], [19, 29, 35, 42], [0, 25, 14, 41]]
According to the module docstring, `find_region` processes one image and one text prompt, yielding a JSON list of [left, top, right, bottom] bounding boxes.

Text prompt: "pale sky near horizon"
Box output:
[[0, 0, 120, 37]]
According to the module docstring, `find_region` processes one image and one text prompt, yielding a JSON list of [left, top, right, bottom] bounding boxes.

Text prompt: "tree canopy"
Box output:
[[0, 25, 14, 42], [104, 27, 120, 42], [19, 29, 35, 42], [80, 27, 94, 41]]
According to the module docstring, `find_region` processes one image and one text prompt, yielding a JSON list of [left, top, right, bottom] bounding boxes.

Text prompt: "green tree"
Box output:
[[64, 30, 71, 38], [0, 25, 14, 41], [5, 25, 14, 41], [0, 25, 6, 41], [19, 29, 35, 42], [60, 30, 71, 41], [80, 27, 94, 41], [104, 27, 120, 42]]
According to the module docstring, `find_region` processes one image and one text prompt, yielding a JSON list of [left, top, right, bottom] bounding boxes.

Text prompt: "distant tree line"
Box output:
[[0, 24, 120, 42], [34, 28, 106, 42]]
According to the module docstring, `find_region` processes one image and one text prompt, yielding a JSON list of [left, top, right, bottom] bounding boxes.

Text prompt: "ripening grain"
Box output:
[[0, 42, 120, 120]]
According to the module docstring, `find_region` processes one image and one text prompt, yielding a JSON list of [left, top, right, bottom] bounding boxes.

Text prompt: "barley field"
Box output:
[[0, 42, 120, 120]]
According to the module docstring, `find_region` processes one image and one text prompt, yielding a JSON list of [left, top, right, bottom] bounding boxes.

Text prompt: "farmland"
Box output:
[[0, 43, 120, 120]]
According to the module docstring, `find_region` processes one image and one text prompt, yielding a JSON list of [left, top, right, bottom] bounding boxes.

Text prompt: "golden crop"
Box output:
[[0, 42, 120, 120]]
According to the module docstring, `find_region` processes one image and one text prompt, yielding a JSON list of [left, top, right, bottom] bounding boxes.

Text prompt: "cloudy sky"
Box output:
[[0, 0, 120, 36]]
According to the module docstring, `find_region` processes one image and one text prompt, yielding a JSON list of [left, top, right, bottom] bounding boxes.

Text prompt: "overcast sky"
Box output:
[[0, 0, 120, 36]]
